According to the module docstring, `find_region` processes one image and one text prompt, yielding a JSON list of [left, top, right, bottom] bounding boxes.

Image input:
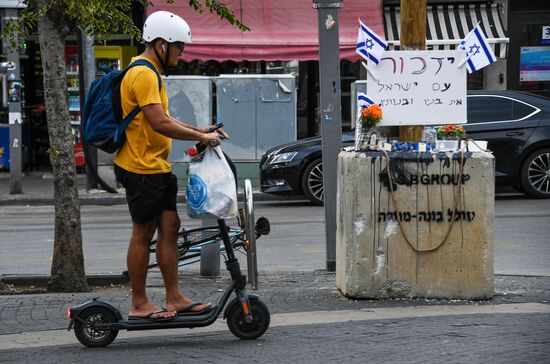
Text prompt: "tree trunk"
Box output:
[[38, 5, 89, 292], [399, 0, 427, 142]]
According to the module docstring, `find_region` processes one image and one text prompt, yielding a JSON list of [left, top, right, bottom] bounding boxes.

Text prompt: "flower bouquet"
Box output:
[[361, 104, 383, 129], [357, 104, 384, 151]]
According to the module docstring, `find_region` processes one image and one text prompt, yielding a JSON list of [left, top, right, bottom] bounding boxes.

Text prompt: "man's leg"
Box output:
[[156, 210, 211, 313], [127, 220, 175, 319]]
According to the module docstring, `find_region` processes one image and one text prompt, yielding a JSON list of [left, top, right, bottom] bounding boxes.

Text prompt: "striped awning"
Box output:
[[384, 3, 509, 58]]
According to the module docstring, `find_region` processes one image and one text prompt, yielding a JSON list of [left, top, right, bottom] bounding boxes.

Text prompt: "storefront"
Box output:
[[383, 0, 509, 90], [0, 4, 143, 171], [5, 1, 547, 171], [507, 0, 550, 97]]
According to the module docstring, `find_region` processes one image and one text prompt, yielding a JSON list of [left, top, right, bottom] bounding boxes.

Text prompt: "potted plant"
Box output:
[[436, 124, 466, 151], [437, 124, 466, 140]]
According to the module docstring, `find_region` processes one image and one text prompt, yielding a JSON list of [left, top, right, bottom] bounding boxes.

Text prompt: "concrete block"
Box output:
[[336, 150, 495, 299]]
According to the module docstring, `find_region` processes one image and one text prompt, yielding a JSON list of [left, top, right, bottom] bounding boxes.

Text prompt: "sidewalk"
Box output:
[[0, 171, 289, 206]]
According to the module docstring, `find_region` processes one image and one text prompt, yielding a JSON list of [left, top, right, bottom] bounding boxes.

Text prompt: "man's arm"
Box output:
[[169, 115, 230, 139], [141, 103, 221, 144]]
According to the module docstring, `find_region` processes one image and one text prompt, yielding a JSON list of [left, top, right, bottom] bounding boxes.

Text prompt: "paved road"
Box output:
[[1, 310, 548, 363], [0, 195, 549, 276], [0, 271, 549, 363]]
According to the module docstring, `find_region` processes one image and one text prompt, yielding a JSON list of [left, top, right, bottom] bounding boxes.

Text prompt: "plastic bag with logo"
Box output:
[[186, 146, 238, 219]]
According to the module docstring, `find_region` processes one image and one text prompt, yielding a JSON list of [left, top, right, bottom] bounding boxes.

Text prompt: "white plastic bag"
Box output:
[[186, 146, 238, 219]]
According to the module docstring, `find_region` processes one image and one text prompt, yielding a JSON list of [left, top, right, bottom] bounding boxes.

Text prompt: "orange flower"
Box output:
[[362, 104, 382, 119], [361, 104, 383, 129]]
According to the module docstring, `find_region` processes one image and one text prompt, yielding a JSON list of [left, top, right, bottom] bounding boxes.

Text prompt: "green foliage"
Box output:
[[2, 0, 249, 50]]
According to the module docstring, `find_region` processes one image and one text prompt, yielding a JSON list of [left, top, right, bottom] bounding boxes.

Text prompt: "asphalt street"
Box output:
[[0, 195, 548, 276]]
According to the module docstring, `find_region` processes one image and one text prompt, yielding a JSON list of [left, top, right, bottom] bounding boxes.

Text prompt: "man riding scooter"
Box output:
[[114, 10, 229, 321]]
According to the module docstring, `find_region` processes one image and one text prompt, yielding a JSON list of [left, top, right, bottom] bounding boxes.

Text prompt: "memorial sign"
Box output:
[[368, 50, 467, 126]]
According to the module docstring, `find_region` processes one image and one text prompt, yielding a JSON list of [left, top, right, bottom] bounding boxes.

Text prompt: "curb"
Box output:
[[1, 274, 130, 287], [0, 191, 306, 206], [4, 273, 545, 290]]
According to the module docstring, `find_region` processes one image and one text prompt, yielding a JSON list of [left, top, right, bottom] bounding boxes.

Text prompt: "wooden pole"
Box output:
[[399, 0, 427, 142]]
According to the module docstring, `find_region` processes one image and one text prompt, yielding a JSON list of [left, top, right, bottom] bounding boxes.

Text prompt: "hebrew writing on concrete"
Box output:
[[377, 209, 476, 223]]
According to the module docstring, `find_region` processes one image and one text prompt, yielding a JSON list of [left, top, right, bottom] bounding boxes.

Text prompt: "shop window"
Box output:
[[467, 71, 484, 90], [518, 24, 550, 98]]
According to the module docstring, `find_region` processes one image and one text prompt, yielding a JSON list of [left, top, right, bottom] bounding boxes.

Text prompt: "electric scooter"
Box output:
[[67, 218, 270, 347]]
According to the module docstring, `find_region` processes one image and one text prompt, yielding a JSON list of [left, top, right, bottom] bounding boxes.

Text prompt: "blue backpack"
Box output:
[[82, 59, 162, 153]]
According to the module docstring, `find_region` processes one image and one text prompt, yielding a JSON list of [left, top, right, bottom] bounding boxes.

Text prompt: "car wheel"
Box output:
[[301, 158, 324, 205], [521, 148, 550, 198]]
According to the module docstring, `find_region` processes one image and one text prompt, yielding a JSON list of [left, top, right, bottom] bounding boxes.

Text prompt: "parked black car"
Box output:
[[259, 90, 550, 205]]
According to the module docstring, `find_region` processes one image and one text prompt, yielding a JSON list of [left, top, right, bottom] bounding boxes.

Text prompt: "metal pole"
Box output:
[[2, 9, 23, 194], [200, 217, 221, 277], [313, 0, 343, 272], [77, 29, 98, 190], [244, 179, 258, 290]]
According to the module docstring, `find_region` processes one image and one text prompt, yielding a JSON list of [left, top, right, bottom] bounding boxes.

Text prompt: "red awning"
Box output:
[[146, 0, 384, 62]]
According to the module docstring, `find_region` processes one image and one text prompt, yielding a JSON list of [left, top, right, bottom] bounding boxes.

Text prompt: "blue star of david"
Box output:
[[468, 44, 480, 55], [365, 39, 374, 49]]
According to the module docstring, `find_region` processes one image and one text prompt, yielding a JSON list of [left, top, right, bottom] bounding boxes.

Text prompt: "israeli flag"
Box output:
[[356, 20, 388, 65], [354, 92, 376, 131], [358, 92, 375, 108], [459, 24, 497, 74]]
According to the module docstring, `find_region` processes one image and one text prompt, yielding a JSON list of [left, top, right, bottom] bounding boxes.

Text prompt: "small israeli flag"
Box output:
[[358, 93, 375, 108], [459, 24, 497, 74], [354, 92, 376, 131], [356, 20, 388, 65]]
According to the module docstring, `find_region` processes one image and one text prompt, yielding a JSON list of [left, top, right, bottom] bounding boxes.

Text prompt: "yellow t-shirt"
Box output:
[[114, 56, 171, 174]]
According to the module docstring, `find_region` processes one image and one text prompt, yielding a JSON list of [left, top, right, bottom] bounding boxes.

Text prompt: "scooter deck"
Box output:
[[101, 305, 221, 331]]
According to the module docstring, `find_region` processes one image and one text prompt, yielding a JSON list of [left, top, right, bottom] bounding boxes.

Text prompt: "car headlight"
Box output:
[[269, 152, 297, 165]]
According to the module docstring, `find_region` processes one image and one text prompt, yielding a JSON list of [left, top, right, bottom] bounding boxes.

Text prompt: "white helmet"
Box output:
[[143, 11, 192, 44]]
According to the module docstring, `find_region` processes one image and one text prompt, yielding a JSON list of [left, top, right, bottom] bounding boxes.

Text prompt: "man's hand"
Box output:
[[199, 126, 230, 140], [201, 131, 221, 146]]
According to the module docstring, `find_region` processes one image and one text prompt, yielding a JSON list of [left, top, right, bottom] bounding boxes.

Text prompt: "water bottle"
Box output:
[[204, 190, 233, 217], [423, 127, 437, 151]]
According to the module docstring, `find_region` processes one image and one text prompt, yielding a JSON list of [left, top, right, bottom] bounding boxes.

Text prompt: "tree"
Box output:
[[2, 0, 247, 292]]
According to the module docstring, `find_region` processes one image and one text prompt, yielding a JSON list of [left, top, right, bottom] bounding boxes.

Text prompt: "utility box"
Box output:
[[215, 75, 297, 161], [163, 76, 213, 162]]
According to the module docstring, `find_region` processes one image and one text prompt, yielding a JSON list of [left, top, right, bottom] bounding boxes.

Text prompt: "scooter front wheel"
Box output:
[[226, 299, 270, 340], [74, 307, 119, 347]]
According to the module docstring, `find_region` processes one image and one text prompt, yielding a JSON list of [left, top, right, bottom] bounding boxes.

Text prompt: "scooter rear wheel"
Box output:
[[226, 299, 270, 340], [74, 307, 119, 347]]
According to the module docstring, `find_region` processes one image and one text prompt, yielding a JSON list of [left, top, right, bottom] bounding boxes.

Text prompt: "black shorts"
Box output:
[[114, 164, 178, 224]]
